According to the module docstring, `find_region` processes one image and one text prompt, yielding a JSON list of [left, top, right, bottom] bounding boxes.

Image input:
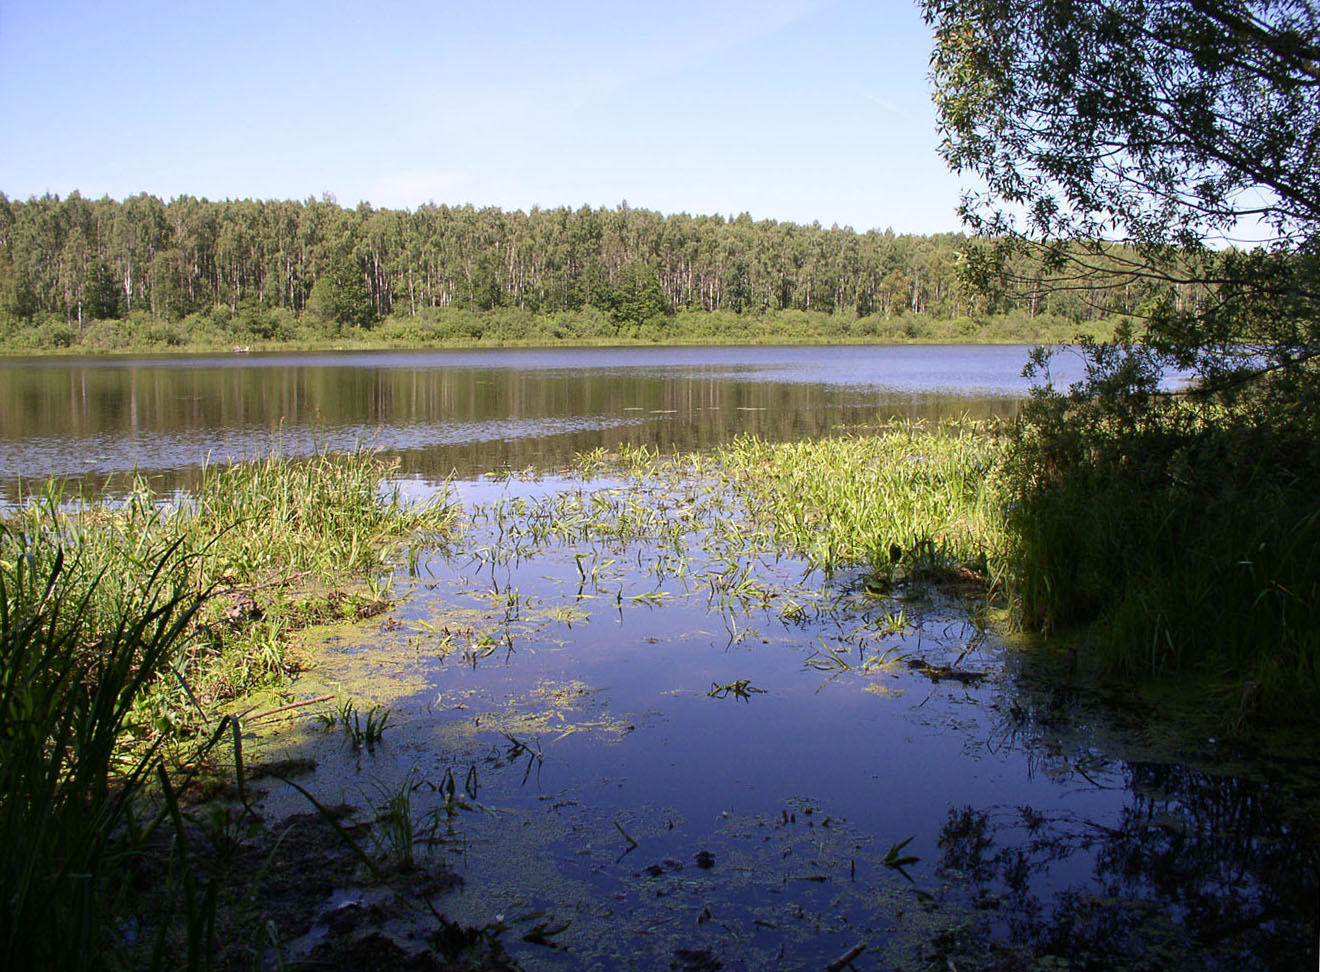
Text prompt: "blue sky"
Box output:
[[0, 0, 968, 233]]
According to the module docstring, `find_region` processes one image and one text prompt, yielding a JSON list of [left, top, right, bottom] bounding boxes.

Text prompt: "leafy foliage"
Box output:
[[0, 192, 1140, 344], [305, 251, 375, 331], [924, 0, 1320, 706], [927, 0, 1320, 248], [924, 0, 1320, 403]]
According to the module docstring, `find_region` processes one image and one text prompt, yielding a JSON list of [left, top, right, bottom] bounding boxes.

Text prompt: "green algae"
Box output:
[[196, 444, 1318, 970], [432, 679, 638, 750]]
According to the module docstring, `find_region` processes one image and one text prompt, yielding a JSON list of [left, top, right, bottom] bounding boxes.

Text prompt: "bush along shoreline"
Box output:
[[0, 305, 1121, 356]]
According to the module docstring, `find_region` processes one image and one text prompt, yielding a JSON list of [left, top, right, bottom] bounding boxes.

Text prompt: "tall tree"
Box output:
[[923, 0, 1320, 695], [306, 251, 375, 331], [923, 0, 1320, 404]]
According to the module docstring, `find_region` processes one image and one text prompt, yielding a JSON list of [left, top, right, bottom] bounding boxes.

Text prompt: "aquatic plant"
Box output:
[[881, 836, 920, 881], [369, 772, 450, 870], [707, 679, 767, 701], [1003, 393, 1320, 711], [6, 448, 457, 720], [320, 698, 391, 751], [0, 526, 212, 971], [713, 419, 1008, 579], [0, 447, 460, 969]]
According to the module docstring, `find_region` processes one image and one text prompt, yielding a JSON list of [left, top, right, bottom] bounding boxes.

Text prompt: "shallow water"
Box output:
[[241, 472, 1319, 971], [7, 345, 1311, 966]]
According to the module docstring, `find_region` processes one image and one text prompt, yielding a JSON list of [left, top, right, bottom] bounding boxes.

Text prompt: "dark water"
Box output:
[[0, 345, 1068, 499], [246, 480, 1316, 972]]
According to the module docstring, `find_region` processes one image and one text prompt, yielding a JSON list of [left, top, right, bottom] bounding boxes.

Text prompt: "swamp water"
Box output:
[[240, 466, 1318, 972], [3, 347, 1316, 968]]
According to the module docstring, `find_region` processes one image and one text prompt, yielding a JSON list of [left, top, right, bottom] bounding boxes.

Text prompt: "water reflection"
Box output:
[[911, 661, 1320, 972], [0, 346, 1046, 499], [234, 468, 1319, 971], [930, 759, 1318, 971]]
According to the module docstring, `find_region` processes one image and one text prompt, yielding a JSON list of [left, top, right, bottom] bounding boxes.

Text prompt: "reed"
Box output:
[[185, 448, 454, 578], [7, 449, 456, 714], [712, 419, 1009, 580], [0, 448, 458, 968], [1004, 402, 1320, 710], [0, 526, 203, 971]]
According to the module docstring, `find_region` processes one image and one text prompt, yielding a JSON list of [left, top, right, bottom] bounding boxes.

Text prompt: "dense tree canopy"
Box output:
[[926, 0, 1320, 246], [923, 0, 1320, 700], [0, 192, 1162, 341]]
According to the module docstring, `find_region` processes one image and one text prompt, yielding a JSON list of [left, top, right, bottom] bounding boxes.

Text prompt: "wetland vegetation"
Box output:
[[6, 0, 1320, 966], [3, 418, 1316, 969], [0, 450, 453, 970]]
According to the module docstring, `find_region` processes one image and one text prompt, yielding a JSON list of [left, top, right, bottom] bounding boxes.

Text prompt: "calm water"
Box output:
[[0, 345, 1072, 499], [4, 346, 1314, 968], [249, 469, 1319, 972]]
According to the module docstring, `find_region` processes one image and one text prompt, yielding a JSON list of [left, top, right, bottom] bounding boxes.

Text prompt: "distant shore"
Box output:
[[0, 307, 1119, 357]]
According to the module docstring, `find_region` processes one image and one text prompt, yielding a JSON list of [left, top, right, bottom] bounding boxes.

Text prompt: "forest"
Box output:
[[0, 191, 1173, 349]]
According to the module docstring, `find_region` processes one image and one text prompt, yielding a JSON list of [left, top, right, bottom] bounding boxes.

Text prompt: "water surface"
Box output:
[[243, 469, 1317, 971], [7, 345, 1311, 968], [0, 345, 1075, 499]]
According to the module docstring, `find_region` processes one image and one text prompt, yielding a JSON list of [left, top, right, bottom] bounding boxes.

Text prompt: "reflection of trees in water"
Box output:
[[928, 761, 1318, 971], [0, 360, 1020, 499]]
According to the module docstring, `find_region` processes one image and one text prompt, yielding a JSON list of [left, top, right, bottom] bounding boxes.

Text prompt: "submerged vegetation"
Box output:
[[572, 420, 1320, 715], [2, 416, 1317, 967]]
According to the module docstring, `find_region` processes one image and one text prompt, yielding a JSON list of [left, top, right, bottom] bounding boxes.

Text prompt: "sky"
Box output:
[[0, 0, 970, 234]]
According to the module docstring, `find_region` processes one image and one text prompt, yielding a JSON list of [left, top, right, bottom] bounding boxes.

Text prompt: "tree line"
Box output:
[[0, 191, 1174, 338]]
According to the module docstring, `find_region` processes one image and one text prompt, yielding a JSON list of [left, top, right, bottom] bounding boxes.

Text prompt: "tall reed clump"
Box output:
[[0, 525, 203, 971], [1003, 390, 1320, 712], [187, 448, 454, 580], [715, 419, 1010, 580]]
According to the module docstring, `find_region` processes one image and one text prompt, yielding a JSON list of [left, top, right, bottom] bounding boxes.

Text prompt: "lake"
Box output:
[[3, 345, 1315, 970], [0, 344, 1069, 500]]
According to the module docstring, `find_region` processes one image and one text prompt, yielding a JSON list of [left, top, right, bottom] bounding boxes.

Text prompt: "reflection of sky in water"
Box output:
[[17, 344, 1075, 392], [245, 505, 1311, 971], [413, 345, 1078, 393]]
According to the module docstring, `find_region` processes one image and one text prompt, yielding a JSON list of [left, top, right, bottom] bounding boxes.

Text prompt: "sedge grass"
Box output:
[[564, 420, 1009, 580], [0, 528, 204, 971], [1001, 389, 1320, 715], [7, 449, 456, 716], [711, 419, 1009, 579], [0, 448, 457, 969], [517, 413, 1320, 718]]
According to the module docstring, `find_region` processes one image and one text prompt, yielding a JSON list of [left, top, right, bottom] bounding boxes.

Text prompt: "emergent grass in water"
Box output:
[[234, 426, 1317, 971]]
